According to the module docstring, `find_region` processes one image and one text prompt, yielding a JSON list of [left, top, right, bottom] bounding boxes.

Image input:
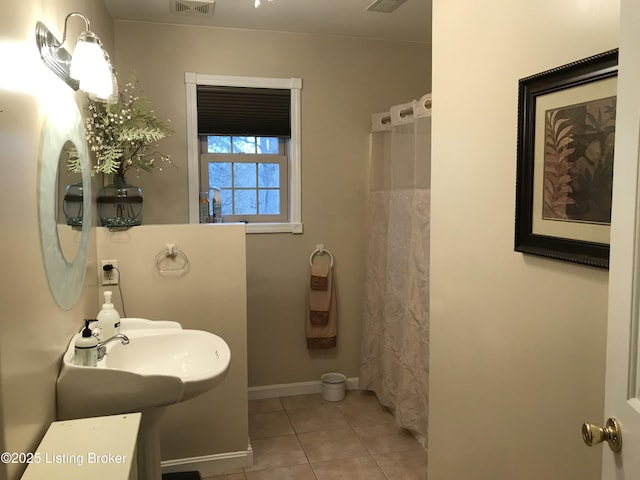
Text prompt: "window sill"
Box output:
[[244, 222, 304, 234], [195, 222, 303, 234]]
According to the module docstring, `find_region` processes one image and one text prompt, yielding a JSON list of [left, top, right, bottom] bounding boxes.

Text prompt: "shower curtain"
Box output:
[[360, 96, 431, 447]]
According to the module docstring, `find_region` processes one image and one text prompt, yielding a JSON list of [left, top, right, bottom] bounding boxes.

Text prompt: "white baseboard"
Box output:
[[161, 442, 253, 477], [248, 377, 360, 400]]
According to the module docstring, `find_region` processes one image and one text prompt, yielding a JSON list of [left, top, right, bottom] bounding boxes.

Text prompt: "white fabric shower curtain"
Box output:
[[360, 97, 431, 446]]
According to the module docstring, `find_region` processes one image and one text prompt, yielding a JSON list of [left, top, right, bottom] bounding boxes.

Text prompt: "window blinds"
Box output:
[[196, 85, 291, 137]]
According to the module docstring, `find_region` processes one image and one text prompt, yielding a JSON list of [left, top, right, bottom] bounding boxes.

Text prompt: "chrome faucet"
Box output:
[[97, 333, 129, 361]]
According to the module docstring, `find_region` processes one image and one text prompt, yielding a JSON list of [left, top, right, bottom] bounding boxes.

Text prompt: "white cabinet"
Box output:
[[21, 413, 140, 480]]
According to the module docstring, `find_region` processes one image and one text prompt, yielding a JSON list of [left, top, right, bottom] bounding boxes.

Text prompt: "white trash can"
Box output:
[[321, 373, 347, 402]]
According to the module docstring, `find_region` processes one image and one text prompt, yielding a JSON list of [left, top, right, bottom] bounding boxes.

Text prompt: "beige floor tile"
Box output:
[[203, 473, 246, 480], [246, 435, 308, 471], [374, 448, 428, 480], [248, 398, 284, 415], [287, 404, 350, 433], [297, 427, 368, 462], [340, 389, 379, 405], [312, 455, 387, 480], [249, 411, 294, 439], [337, 391, 395, 427], [354, 423, 423, 454], [245, 463, 316, 480], [280, 393, 327, 411]]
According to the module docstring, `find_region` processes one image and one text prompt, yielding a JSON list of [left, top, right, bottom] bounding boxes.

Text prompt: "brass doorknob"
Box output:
[[582, 418, 622, 452]]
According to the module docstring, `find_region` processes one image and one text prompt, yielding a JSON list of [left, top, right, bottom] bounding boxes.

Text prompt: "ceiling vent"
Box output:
[[170, 0, 215, 16], [366, 0, 407, 13]]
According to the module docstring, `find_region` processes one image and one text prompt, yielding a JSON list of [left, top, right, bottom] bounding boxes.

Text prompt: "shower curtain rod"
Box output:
[[379, 106, 413, 125], [371, 93, 432, 132]]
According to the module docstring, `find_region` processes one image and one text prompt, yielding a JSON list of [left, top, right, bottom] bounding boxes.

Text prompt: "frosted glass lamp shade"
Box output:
[[69, 33, 103, 80], [79, 60, 113, 98], [106, 72, 119, 103], [90, 71, 119, 104], [70, 32, 114, 99]]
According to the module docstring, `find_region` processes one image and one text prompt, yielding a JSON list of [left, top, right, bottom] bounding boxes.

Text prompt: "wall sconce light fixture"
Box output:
[[35, 12, 116, 100]]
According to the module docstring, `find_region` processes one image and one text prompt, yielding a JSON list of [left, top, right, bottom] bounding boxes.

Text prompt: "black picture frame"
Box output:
[[515, 49, 618, 269]]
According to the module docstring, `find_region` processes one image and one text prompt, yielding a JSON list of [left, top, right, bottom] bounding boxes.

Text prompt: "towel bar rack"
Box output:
[[309, 243, 334, 267], [154, 243, 189, 273]]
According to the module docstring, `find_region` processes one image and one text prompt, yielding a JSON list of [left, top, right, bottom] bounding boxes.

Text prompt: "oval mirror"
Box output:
[[38, 100, 91, 310]]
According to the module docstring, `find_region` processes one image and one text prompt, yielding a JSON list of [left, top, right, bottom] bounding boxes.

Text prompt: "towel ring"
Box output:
[[309, 244, 334, 268], [155, 243, 190, 273]]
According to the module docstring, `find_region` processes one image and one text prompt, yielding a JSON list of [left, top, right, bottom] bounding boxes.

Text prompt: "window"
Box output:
[[185, 73, 303, 234], [200, 135, 288, 222]]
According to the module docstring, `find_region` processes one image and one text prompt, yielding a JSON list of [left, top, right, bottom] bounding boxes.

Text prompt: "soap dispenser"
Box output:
[[96, 291, 121, 340], [74, 320, 98, 366]]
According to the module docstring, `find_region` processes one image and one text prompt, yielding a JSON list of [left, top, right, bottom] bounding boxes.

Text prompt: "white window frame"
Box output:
[[185, 72, 303, 234]]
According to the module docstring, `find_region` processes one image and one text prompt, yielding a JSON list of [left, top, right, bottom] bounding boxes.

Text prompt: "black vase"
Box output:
[[63, 182, 84, 228], [97, 172, 143, 228]]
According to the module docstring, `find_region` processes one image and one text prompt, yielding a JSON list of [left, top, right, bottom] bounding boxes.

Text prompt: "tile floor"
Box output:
[[204, 390, 427, 480]]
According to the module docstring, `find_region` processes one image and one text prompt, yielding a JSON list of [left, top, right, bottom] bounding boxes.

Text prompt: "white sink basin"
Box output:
[[57, 318, 231, 420]]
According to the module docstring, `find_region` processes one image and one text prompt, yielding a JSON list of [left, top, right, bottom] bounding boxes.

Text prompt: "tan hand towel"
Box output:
[[309, 266, 332, 325], [310, 264, 330, 290], [307, 268, 337, 349]]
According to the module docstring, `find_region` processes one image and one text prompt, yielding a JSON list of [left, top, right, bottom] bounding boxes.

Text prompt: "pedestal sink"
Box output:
[[57, 318, 231, 480]]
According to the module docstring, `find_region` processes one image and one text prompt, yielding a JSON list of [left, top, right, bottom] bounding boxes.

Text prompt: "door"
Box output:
[[599, 0, 640, 477]]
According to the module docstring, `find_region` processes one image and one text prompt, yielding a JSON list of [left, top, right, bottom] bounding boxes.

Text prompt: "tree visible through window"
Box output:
[[200, 135, 288, 221]]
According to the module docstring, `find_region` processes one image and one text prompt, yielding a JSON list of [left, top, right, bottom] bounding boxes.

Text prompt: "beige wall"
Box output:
[[113, 21, 431, 386], [0, 1, 112, 478], [96, 224, 248, 462], [428, 1, 617, 479]]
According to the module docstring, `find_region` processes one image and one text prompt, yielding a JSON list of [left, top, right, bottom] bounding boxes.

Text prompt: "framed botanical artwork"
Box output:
[[515, 49, 618, 269]]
